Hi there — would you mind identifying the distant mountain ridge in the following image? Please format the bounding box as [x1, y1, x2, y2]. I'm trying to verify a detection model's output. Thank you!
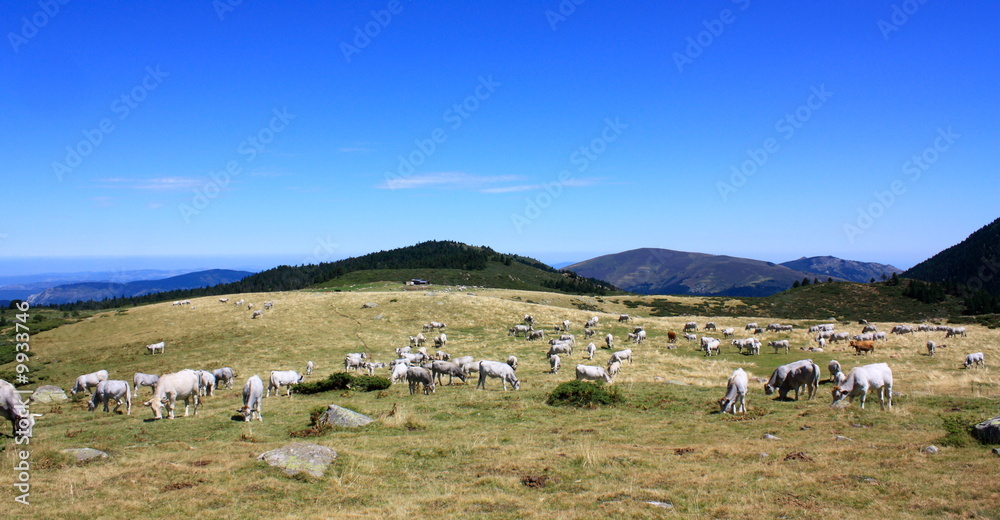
[26, 269, 253, 305]
[780, 256, 902, 283]
[567, 248, 846, 297]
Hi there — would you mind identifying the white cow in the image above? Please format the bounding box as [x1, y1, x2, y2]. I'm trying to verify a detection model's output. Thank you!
[251, 309, 264, 319]
[964, 352, 985, 369]
[946, 327, 967, 338]
[633, 330, 647, 344]
[607, 360, 622, 377]
[146, 341, 165, 355]
[585, 342, 596, 360]
[506, 355, 518, 371]
[132, 373, 159, 396]
[827, 360, 842, 383]
[144, 369, 200, 419]
[88, 380, 131, 415]
[391, 362, 410, 384]
[306, 361, 314, 376]
[406, 367, 435, 395]
[240, 375, 264, 421]
[768, 340, 790, 354]
[585, 317, 598, 329]
[0, 379, 35, 437]
[703, 339, 721, 357]
[831, 363, 893, 410]
[575, 364, 613, 384]
[926, 341, 936, 357]
[195, 370, 216, 396]
[71, 370, 109, 395]
[549, 353, 561, 373]
[267, 370, 304, 397]
[476, 361, 520, 391]
[610, 348, 632, 364]
[718, 368, 748, 414]
[605, 333, 614, 349]
[722, 328, 736, 338]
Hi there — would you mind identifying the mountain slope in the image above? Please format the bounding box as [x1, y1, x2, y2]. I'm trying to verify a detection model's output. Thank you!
[780, 256, 902, 283]
[904, 217, 1000, 296]
[567, 248, 836, 297]
[27, 269, 253, 305]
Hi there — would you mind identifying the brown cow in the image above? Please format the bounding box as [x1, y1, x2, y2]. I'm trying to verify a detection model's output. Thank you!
[667, 331, 677, 342]
[850, 340, 875, 356]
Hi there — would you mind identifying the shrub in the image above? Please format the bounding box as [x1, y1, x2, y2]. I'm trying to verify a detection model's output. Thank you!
[938, 413, 978, 448]
[296, 372, 391, 395]
[547, 380, 623, 407]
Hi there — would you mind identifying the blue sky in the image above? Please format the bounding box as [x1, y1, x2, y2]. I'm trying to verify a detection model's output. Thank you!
[2, 0, 997, 276]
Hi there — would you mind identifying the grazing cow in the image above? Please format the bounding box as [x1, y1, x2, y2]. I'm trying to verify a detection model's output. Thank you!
[195, 370, 216, 396]
[584, 328, 595, 339]
[251, 309, 264, 319]
[891, 325, 914, 335]
[506, 355, 519, 371]
[585, 342, 597, 360]
[862, 324, 878, 333]
[306, 361, 314, 376]
[144, 369, 200, 420]
[831, 363, 893, 410]
[562, 320, 571, 332]
[768, 340, 790, 354]
[240, 375, 264, 421]
[667, 331, 677, 342]
[827, 359, 842, 383]
[391, 362, 410, 384]
[476, 361, 520, 391]
[266, 370, 304, 397]
[605, 333, 614, 349]
[528, 330, 545, 341]
[235, 299, 244, 306]
[435, 350, 450, 361]
[88, 380, 132, 415]
[607, 360, 622, 377]
[964, 352, 985, 369]
[430, 361, 467, 385]
[434, 333, 447, 348]
[247, 303, 253, 310]
[718, 368, 748, 414]
[814, 331, 835, 341]
[634, 330, 647, 344]
[618, 314, 630, 323]
[683, 322, 698, 332]
[406, 367, 436, 395]
[830, 332, 850, 344]
[219, 298, 229, 303]
[212, 367, 237, 389]
[410, 333, 426, 347]
[851, 334, 874, 342]
[0, 379, 35, 437]
[850, 340, 875, 356]
[753, 327, 765, 334]
[548, 343, 573, 357]
[263, 301, 274, 310]
[429, 321, 447, 330]
[745, 322, 759, 331]
[344, 354, 366, 372]
[704, 322, 717, 331]
[133, 373, 159, 396]
[549, 354, 561, 373]
[575, 364, 613, 384]
[721, 328, 735, 338]
[146, 341, 165, 355]
[926, 341, 936, 357]
[509, 324, 532, 337]
[945, 327, 967, 338]
[917, 324, 932, 332]
[452, 356, 474, 369]
[611, 348, 633, 365]
[585, 317, 598, 329]
[684, 333, 697, 341]
[703, 339, 720, 357]
[873, 332, 887, 341]
[524, 314, 535, 326]
[765, 360, 820, 401]
[71, 370, 109, 396]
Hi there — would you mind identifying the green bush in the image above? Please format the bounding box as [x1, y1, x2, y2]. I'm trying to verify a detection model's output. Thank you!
[938, 414, 978, 448]
[296, 372, 391, 395]
[547, 380, 623, 407]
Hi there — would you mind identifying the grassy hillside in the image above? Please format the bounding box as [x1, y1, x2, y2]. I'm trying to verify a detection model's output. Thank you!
[905, 217, 1000, 296]
[624, 281, 967, 323]
[2, 287, 998, 518]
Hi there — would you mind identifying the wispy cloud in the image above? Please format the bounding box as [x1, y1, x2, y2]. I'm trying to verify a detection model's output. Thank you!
[378, 172, 525, 191]
[96, 177, 203, 191]
[478, 177, 604, 194]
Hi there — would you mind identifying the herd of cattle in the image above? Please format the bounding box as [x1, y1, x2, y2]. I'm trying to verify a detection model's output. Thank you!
[0, 302, 990, 438]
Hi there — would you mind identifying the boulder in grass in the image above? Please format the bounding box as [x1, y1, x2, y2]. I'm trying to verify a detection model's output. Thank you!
[30, 385, 68, 404]
[62, 448, 108, 462]
[973, 416, 1000, 445]
[319, 404, 373, 428]
[258, 443, 337, 478]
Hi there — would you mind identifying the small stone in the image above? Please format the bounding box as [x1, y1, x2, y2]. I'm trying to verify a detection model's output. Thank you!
[763, 434, 781, 441]
[361, 303, 378, 309]
[759, 452, 769, 458]
[835, 435, 852, 442]
[61, 448, 108, 462]
[372, 314, 383, 320]
[923, 446, 939, 454]
[645, 501, 673, 509]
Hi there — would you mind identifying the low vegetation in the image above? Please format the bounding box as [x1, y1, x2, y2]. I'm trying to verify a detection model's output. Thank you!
[546, 380, 622, 407]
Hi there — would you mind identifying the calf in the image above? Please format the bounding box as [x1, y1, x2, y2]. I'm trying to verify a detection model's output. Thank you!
[831, 363, 893, 410]
[88, 380, 132, 415]
[240, 375, 264, 421]
[718, 368, 748, 414]
[850, 340, 875, 356]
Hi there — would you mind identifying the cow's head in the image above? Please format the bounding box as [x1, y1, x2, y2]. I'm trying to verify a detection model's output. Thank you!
[718, 398, 731, 413]
[144, 398, 166, 419]
[764, 384, 776, 396]
[830, 386, 849, 404]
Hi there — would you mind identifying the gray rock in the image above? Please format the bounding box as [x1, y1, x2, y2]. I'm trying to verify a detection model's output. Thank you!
[763, 434, 781, 441]
[759, 452, 769, 458]
[991, 448, 1000, 456]
[62, 448, 108, 462]
[645, 501, 673, 509]
[30, 385, 68, 404]
[923, 446, 939, 454]
[361, 303, 378, 309]
[258, 443, 337, 478]
[318, 404, 373, 428]
[372, 314, 384, 320]
[973, 416, 1000, 445]
[830, 400, 851, 409]
[835, 435, 852, 442]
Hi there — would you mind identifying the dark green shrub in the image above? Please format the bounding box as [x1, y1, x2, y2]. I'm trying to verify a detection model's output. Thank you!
[352, 375, 391, 392]
[938, 414, 978, 447]
[547, 380, 623, 407]
[296, 372, 391, 395]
